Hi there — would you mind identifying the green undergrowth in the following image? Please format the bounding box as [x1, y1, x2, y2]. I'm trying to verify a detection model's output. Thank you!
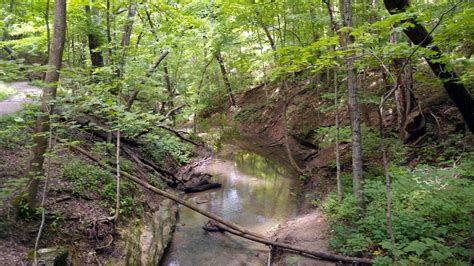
[323, 137, 474, 264]
[0, 106, 38, 211]
[143, 133, 193, 166]
[0, 59, 26, 82]
[0, 82, 16, 101]
[0, 104, 39, 148]
[62, 159, 143, 217]
[234, 105, 262, 123]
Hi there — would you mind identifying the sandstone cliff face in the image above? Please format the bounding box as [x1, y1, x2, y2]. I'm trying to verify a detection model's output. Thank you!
[116, 199, 177, 266]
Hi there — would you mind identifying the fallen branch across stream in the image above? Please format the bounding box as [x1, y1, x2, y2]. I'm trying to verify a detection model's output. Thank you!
[203, 220, 373, 264]
[62, 140, 372, 264]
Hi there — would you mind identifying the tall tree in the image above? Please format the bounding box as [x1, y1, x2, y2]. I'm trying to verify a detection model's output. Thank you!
[85, 2, 104, 67]
[341, 0, 366, 212]
[16, 0, 67, 214]
[1, 0, 15, 56]
[383, 0, 474, 133]
[215, 51, 236, 107]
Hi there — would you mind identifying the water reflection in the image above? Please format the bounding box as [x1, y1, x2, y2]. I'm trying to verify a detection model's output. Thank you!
[161, 144, 299, 266]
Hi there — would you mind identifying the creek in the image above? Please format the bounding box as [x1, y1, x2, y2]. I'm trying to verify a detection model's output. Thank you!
[161, 138, 300, 265]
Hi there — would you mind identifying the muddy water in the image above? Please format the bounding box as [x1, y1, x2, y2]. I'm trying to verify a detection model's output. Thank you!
[161, 141, 299, 266]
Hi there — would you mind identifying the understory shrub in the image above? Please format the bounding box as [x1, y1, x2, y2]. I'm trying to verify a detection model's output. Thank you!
[0, 106, 37, 148]
[143, 133, 193, 165]
[0, 82, 16, 101]
[324, 162, 474, 264]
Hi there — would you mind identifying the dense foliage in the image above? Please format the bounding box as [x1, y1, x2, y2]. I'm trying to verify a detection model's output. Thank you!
[0, 0, 472, 264]
[324, 152, 474, 264]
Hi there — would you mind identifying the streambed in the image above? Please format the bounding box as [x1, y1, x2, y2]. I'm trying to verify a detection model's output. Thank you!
[161, 140, 300, 265]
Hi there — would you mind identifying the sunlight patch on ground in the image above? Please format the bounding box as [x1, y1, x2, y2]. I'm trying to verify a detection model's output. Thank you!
[0, 82, 16, 101]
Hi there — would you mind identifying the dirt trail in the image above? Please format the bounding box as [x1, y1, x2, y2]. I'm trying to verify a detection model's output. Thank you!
[0, 82, 41, 115]
[270, 209, 334, 265]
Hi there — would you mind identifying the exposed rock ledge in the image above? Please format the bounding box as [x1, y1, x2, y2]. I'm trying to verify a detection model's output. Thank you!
[114, 199, 178, 265]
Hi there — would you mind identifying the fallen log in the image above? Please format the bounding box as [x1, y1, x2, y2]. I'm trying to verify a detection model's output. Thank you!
[184, 180, 222, 193]
[203, 220, 373, 264]
[62, 140, 372, 264]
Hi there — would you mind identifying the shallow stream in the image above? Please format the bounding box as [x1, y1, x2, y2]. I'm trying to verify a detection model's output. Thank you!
[161, 140, 300, 265]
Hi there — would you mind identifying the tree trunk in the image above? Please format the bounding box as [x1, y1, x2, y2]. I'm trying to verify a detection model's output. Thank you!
[45, 0, 51, 56]
[360, 73, 372, 127]
[323, 0, 339, 34]
[2, 45, 13, 56]
[163, 62, 174, 111]
[254, 7, 277, 63]
[121, 4, 135, 47]
[106, 0, 112, 62]
[390, 33, 416, 136]
[1, 0, 15, 57]
[16, 0, 66, 214]
[262, 24, 276, 54]
[334, 69, 343, 202]
[383, 0, 474, 133]
[85, 4, 104, 67]
[117, 3, 136, 77]
[341, 0, 365, 212]
[215, 51, 236, 107]
[378, 110, 397, 259]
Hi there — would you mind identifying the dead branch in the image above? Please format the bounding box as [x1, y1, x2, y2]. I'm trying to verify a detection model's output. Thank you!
[71, 115, 141, 147]
[126, 50, 170, 109]
[45, 196, 72, 206]
[130, 149, 177, 181]
[160, 104, 187, 122]
[122, 145, 180, 186]
[158, 125, 201, 146]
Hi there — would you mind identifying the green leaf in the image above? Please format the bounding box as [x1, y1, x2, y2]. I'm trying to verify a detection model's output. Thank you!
[403, 240, 427, 256]
[14, 117, 25, 123]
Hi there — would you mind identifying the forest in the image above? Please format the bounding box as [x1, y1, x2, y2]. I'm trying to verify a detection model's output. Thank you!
[0, 0, 473, 265]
